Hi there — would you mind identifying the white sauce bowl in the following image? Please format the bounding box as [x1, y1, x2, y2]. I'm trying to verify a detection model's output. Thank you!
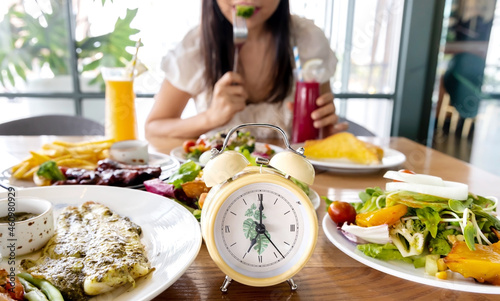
[109, 140, 149, 165]
[0, 197, 54, 257]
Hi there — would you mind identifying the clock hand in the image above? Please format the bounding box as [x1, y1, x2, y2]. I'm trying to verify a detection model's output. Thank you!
[248, 221, 267, 253]
[263, 232, 285, 258]
[247, 221, 261, 253]
[258, 194, 264, 226]
[247, 233, 259, 253]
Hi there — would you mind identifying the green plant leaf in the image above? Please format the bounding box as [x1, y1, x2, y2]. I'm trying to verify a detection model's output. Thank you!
[463, 221, 477, 251]
[254, 232, 270, 254]
[13, 64, 27, 81]
[253, 210, 266, 221]
[6, 67, 15, 87]
[0, 1, 140, 88]
[82, 59, 102, 72]
[245, 203, 256, 217]
[243, 218, 257, 239]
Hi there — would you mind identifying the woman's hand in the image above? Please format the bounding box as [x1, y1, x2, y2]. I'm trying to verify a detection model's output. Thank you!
[311, 92, 348, 137]
[206, 72, 248, 127]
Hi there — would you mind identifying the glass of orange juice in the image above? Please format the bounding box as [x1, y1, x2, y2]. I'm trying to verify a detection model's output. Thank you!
[101, 67, 138, 141]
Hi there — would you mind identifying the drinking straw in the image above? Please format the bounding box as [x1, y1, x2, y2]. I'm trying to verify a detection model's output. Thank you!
[128, 38, 142, 79]
[293, 46, 303, 82]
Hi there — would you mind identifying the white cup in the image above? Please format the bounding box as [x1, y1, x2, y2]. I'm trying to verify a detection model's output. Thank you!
[0, 197, 55, 257]
[109, 140, 149, 165]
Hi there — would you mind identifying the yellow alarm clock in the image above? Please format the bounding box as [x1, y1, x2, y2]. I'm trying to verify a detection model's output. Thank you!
[201, 123, 318, 292]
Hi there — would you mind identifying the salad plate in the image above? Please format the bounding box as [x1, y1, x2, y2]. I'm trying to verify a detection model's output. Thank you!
[0, 185, 202, 300]
[0, 152, 180, 190]
[292, 143, 406, 173]
[322, 215, 500, 294]
[170, 142, 284, 167]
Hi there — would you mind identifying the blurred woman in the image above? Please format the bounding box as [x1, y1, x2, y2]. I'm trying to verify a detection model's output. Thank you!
[145, 0, 347, 141]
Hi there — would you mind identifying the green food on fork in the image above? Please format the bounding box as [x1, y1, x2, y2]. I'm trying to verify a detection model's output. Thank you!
[236, 5, 255, 18]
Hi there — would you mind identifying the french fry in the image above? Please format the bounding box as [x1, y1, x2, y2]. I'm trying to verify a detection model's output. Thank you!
[41, 143, 69, 157]
[72, 153, 96, 161]
[11, 159, 31, 174]
[56, 158, 97, 169]
[22, 166, 39, 180]
[12, 161, 31, 179]
[29, 151, 51, 165]
[98, 150, 110, 160]
[52, 138, 114, 148]
[52, 154, 72, 162]
[11, 138, 114, 183]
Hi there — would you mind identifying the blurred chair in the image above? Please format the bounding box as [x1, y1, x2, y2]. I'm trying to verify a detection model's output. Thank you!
[0, 115, 104, 135]
[437, 52, 485, 138]
[339, 117, 375, 137]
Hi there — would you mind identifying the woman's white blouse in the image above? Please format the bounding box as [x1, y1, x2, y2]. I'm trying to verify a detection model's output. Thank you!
[160, 15, 337, 138]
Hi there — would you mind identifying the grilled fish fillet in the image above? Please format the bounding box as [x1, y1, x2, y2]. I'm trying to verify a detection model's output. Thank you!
[22, 202, 152, 300]
[303, 132, 383, 165]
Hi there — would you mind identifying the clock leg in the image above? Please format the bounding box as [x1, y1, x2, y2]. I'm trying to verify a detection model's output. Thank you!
[286, 278, 298, 291]
[220, 275, 232, 292]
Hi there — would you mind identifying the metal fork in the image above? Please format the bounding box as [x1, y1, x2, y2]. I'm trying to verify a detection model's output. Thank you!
[232, 10, 248, 73]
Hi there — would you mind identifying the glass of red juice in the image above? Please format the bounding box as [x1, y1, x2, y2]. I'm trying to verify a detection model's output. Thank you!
[292, 81, 320, 143]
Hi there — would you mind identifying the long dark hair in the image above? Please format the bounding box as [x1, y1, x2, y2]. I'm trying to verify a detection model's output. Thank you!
[201, 0, 293, 103]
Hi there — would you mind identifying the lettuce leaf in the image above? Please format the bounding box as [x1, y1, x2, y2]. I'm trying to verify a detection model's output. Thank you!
[167, 160, 201, 188]
[357, 243, 413, 264]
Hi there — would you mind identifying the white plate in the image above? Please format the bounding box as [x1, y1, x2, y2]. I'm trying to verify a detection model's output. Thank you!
[170, 142, 284, 167]
[293, 144, 406, 173]
[309, 188, 320, 210]
[0, 186, 202, 300]
[322, 215, 500, 294]
[0, 152, 180, 189]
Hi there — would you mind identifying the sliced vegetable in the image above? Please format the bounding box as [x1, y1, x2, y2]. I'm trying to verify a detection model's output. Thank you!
[198, 151, 212, 165]
[355, 204, 407, 227]
[386, 191, 449, 211]
[389, 219, 429, 257]
[17, 273, 63, 301]
[425, 254, 440, 276]
[198, 192, 208, 209]
[384, 170, 443, 185]
[386, 180, 468, 200]
[341, 224, 391, 244]
[181, 180, 210, 198]
[17, 277, 48, 301]
[444, 240, 500, 285]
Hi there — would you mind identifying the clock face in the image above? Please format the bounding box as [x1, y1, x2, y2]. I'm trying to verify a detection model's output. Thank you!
[214, 182, 310, 278]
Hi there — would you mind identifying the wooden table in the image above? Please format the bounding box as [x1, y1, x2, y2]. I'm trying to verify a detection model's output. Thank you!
[2, 136, 500, 300]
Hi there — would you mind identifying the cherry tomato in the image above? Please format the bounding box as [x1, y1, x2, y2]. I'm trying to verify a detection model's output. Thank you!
[183, 140, 196, 153]
[327, 201, 357, 226]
